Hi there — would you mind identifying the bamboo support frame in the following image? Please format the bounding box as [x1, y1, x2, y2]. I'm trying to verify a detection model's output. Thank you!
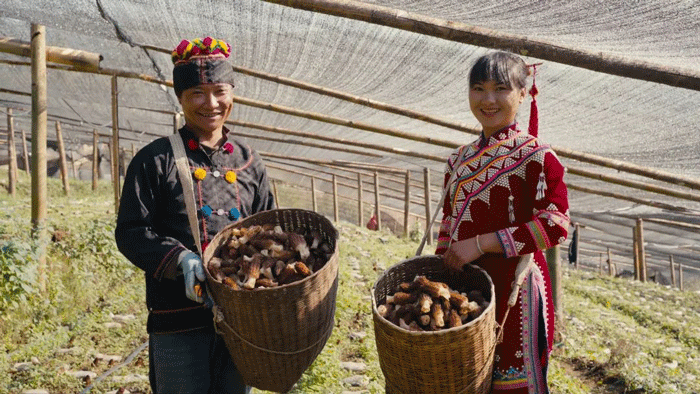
[272, 179, 280, 207]
[0, 37, 102, 71]
[311, 176, 318, 212]
[635, 219, 647, 282]
[6, 57, 699, 193]
[232, 129, 383, 158]
[30, 24, 48, 292]
[6, 108, 17, 197]
[374, 171, 381, 231]
[403, 170, 410, 236]
[139, 42, 479, 134]
[332, 174, 339, 222]
[264, 157, 429, 205]
[669, 255, 676, 287]
[567, 182, 697, 214]
[357, 173, 363, 226]
[21, 129, 29, 174]
[112, 76, 120, 214]
[92, 129, 99, 191]
[55, 121, 70, 195]
[263, 0, 700, 91]
[423, 167, 432, 245]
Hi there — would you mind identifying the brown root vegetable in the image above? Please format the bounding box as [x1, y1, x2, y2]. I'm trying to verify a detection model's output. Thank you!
[414, 275, 450, 300]
[386, 291, 417, 305]
[448, 309, 462, 328]
[417, 292, 433, 314]
[222, 276, 240, 290]
[255, 277, 278, 288]
[287, 233, 311, 261]
[377, 303, 394, 318]
[294, 261, 312, 277]
[429, 303, 445, 330]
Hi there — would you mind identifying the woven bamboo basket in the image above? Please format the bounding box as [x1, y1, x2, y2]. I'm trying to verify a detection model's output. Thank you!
[372, 255, 497, 394]
[202, 208, 339, 393]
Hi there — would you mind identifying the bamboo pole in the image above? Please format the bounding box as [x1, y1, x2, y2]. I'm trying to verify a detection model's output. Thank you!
[232, 129, 383, 158]
[632, 228, 639, 280]
[112, 76, 120, 214]
[21, 128, 29, 174]
[30, 24, 48, 293]
[607, 248, 614, 277]
[140, 42, 479, 134]
[55, 121, 70, 195]
[7, 56, 700, 192]
[423, 167, 432, 245]
[567, 165, 700, 203]
[263, 0, 700, 91]
[332, 174, 339, 222]
[636, 218, 647, 282]
[404, 170, 410, 237]
[357, 173, 363, 226]
[678, 262, 684, 291]
[0, 37, 102, 71]
[260, 151, 408, 174]
[9, 56, 699, 192]
[6, 108, 17, 197]
[374, 171, 381, 231]
[272, 179, 281, 207]
[92, 129, 99, 191]
[567, 183, 697, 214]
[311, 176, 318, 212]
[669, 255, 676, 287]
[233, 96, 457, 148]
[265, 162, 426, 207]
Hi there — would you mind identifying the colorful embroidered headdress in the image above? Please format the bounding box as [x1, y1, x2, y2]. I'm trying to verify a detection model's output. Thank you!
[171, 36, 235, 96]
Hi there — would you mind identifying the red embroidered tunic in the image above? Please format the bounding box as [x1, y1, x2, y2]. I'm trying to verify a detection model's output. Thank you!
[435, 124, 569, 393]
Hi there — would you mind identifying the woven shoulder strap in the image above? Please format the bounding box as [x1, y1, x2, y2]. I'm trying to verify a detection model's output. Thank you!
[169, 134, 202, 256]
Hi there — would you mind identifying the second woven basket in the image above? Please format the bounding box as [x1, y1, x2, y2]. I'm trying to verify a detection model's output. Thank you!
[372, 255, 497, 394]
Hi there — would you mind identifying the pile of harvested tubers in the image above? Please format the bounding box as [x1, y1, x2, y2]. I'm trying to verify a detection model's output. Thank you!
[377, 275, 490, 332]
[207, 224, 334, 289]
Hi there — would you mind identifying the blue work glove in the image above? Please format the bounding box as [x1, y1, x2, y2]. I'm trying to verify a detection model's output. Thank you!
[178, 251, 206, 303]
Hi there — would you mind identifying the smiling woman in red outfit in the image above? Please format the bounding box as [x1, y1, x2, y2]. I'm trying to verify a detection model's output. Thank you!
[437, 52, 570, 394]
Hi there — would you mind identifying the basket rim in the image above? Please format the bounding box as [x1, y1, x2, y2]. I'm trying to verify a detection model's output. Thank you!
[371, 255, 496, 336]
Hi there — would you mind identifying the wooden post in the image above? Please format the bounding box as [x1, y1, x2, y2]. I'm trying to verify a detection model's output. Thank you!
[70, 152, 77, 179]
[272, 179, 280, 208]
[357, 173, 363, 226]
[573, 223, 580, 270]
[599, 253, 603, 275]
[632, 226, 639, 280]
[374, 171, 381, 231]
[669, 255, 676, 287]
[607, 248, 614, 277]
[678, 262, 684, 291]
[21, 128, 30, 174]
[111, 75, 120, 214]
[311, 176, 318, 212]
[403, 170, 410, 237]
[423, 167, 432, 245]
[55, 121, 70, 195]
[31, 23, 48, 293]
[92, 129, 99, 190]
[131, 143, 136, 160]
[6, 108, 17, 197]
[636, 218, 647, 282]
[546, 246, 563, 335]
[332, 174, 339, 223]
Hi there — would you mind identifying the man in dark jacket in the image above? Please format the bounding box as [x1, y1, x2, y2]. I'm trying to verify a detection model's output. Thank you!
[115, 36, 275, 394]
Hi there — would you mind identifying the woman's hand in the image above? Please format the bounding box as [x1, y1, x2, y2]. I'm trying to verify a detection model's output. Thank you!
[443, 237, 482, 271]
